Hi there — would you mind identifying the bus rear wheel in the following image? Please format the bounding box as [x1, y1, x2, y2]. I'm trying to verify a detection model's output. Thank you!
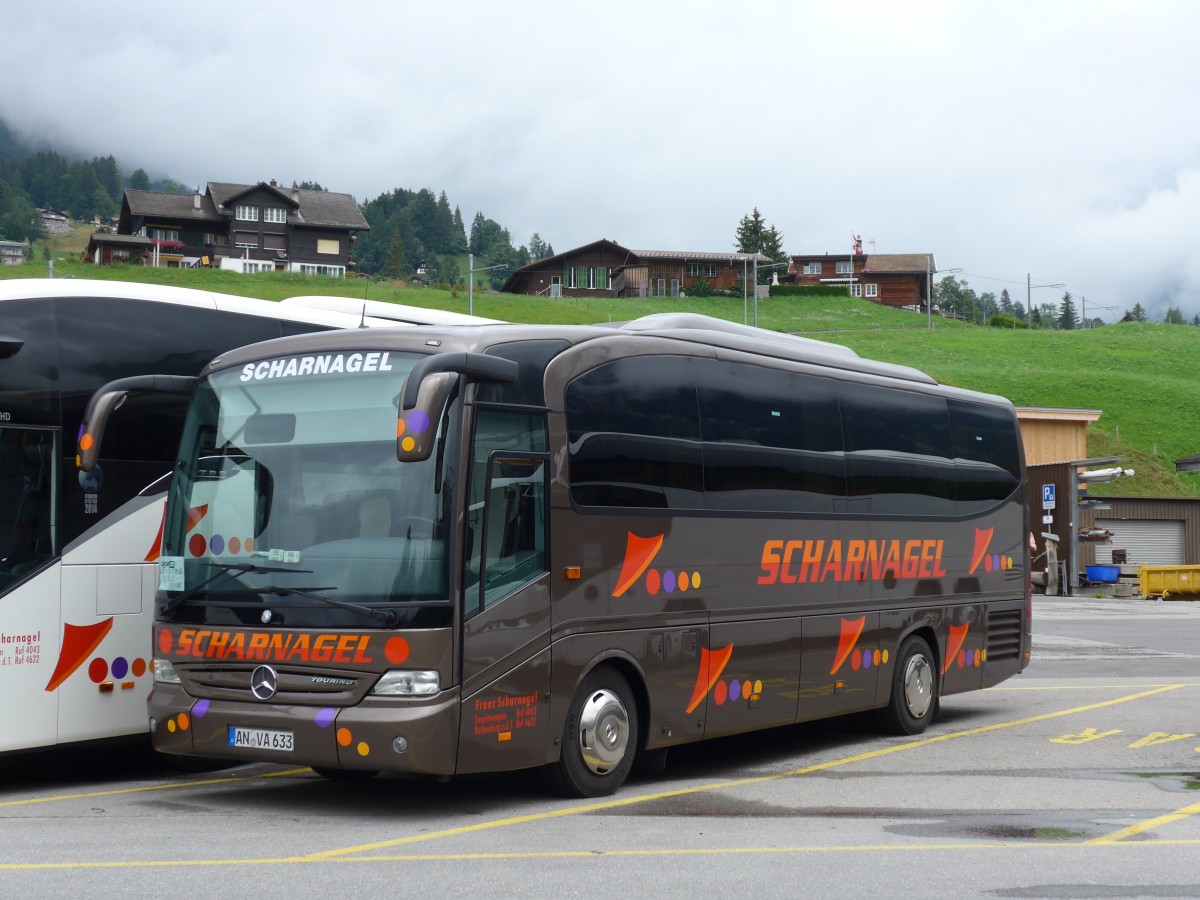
[548, 667, 639, 798]
[875, 635, 938, 735]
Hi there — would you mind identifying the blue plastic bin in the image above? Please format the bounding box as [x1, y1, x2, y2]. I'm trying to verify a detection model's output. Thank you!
[1085, 565, 1119, 583]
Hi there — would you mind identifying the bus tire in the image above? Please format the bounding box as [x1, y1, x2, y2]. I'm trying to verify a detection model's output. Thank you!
[311, 767, 379, 782]
[548, 667, 639, 798]
[875, 635, 938, 735]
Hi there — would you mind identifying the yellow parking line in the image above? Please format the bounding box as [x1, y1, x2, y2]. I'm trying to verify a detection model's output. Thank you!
[0, 767, 311, 809]
[302, 684, 1186, 861]
[0, 684, 1187, 872]
[6, 838, 1200, 871]
[1087, 800, 1200, 845]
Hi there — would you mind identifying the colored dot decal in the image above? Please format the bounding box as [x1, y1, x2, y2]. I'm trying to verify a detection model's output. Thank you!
[229, 536, 242, 555]
[742, 680, 753, 701]
[89, 658, 108, 683]
[645, 569, 661, 595]
[167, 719, 176, 733]
[245, 538, 254, 553]
[315, 708, 336, 728]
[714, 681, 728, 706]
[356, 742, 370, 757]
[692, 572, 702, 589]
[861, 649, 872, 670]
[981, 649, 987, 662]
[753, 680, 763, 695]
[112, 657, 129, 679]
[80, 433, 94, 451]
[189, 533, 207, 557]
[663, 570, 677, 593]
[401, 436, 416, 452]
[957, 650, 967, 669]
[385, 636, 410, 665]
[873, 649, 881, 666]
[337, 728, 352, 747]
[407, 410, 431, 433]
[210, 534, 225, 555]
[132, 658, 147, 677]
[883, 650, 890, 664]
[158, 630, 173, 654]
[678, 572, 690, 592]
[193, 699, 210, 718]
[993, 554, 1001, 572]
[985, 555, 993, 573]
[396, 419, 406, 437]
[178, 713, 190, 731]
[729, 678, 741, 702]
[851, 652, 861, 671]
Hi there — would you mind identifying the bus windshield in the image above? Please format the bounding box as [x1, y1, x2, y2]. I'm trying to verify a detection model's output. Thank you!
[159, 350, 456, 629]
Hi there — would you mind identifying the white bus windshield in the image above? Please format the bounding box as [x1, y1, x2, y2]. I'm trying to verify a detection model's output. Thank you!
[160, 350, 455, 628]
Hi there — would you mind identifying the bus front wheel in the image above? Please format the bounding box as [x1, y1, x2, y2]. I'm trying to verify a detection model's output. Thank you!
[548, 667, 639, 798]
[875, 635, 938, 735]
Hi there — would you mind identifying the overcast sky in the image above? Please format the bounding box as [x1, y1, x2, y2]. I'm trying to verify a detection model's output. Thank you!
[3, 1, 1198, 320]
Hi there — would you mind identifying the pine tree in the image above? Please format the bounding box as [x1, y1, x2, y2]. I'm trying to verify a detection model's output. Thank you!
[734, 208, 767, 252]
[1057, 291, 1078, 330]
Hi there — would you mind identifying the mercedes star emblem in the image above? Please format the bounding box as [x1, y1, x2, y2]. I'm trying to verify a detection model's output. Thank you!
[250, 665, 278, 700]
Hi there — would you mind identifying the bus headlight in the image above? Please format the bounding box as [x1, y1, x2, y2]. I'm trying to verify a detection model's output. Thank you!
[371, 670, 440, 696]
[153, 657, 181, 684]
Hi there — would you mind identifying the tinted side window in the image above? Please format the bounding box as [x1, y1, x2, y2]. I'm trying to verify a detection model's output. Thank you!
[477, 340, 569, 406]
[949, 399, 1022, 508]
[57, 300, 283, 463]
[0, 299, 59, 426]
[697, 360, 845, 512]
[566, 356, 703, 509]
[839, 382, 956, 515]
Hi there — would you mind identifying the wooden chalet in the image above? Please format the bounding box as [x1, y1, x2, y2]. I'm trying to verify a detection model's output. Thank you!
[500, 239, 771, 299]
[113, 180, 369, 276]
[786, 251, 935, 308]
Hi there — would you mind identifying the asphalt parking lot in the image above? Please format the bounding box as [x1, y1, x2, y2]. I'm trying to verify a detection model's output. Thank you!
[2, 595, 1198, 898]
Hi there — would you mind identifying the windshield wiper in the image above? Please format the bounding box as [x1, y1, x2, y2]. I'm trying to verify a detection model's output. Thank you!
[161, 561, 313, 615]
[255, 584, 400, 626]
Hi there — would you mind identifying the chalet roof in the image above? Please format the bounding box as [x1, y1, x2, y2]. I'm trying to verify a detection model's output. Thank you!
[630, 249, 772, 263]
[123, 189, 222, 224]
[788, 252, 937, 274]
[87, 232, 153, 247]
[862, 254, 935, 274]
[207, 182, 369, 230]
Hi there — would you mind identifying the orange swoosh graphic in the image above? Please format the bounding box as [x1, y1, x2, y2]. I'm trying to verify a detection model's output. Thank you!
[942, 623, 970, 675]
[612, 531, 664, 597]
[829, 615, 866, 675]
[144, 502, 167, 562]
[685, 644, 733, 714]
[44, 618, 114, 692]
[148, 502, 207, 562]
[969, 527, 993, 575]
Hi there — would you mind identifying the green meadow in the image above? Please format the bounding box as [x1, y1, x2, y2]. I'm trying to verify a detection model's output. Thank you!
[4, 260, 1197, 498]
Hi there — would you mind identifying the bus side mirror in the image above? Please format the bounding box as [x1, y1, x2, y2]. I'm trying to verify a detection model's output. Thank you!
[396, 372, 454, 463]
[77, 375, 198, 472]
[396, 353, 518, 463]
[0, 335, 23, 359]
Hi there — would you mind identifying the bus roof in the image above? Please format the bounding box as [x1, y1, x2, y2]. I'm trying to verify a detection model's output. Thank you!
[280, 295, 503, 326]
[197, 312, 955, 391]
[0, 278, 405, 330]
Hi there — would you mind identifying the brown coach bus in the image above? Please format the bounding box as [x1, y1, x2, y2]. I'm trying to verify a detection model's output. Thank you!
[78, 313, 1031, 797]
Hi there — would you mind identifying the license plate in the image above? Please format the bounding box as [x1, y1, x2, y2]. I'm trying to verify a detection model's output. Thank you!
[228, 726, 293, 751]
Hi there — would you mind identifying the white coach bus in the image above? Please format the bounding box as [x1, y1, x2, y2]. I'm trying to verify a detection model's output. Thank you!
[0, 278, 491, 754]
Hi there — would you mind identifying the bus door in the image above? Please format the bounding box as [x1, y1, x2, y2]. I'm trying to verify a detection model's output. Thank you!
[0, 426, 59, 752]
[456, 409, 552, 773]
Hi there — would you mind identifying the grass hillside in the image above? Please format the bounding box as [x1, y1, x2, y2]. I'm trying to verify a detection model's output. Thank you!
[3, 261, 1196, 498]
